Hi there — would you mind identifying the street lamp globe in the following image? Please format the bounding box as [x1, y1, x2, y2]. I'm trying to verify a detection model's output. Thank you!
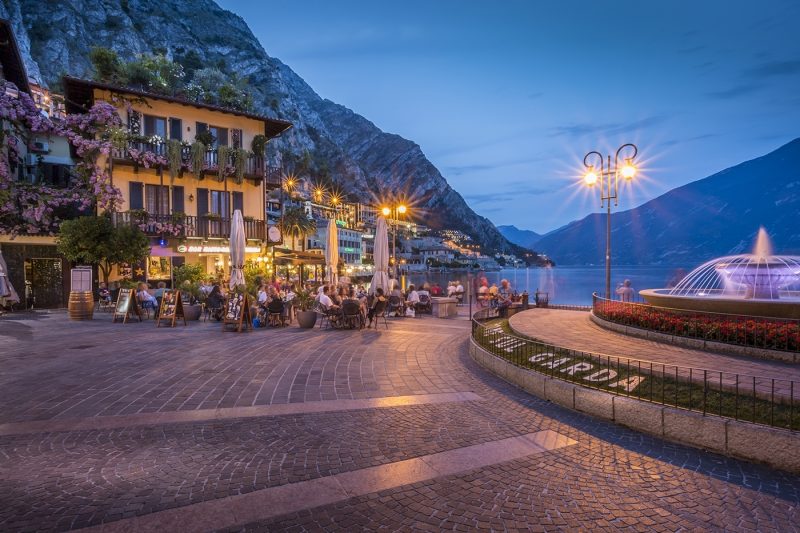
[621, 160, 636, 180]
[397, 204, 407, 215]
[381, 206, 391, 217]
[584, 170, 598, 186]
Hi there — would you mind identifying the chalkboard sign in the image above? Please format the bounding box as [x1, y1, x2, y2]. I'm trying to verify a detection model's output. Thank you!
[113, 288, 142, 323]
[223, 292, 252, 332]
[156, 289, 186, 328]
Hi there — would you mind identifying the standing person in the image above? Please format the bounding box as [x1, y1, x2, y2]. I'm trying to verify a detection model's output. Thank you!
[616, 279, 635, 302]
[496, 279, 513, 316]
[430, 283, 442, 296]
[477, 278, 489, 306]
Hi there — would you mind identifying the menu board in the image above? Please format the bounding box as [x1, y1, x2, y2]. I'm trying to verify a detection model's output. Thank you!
[113, 288, 142, 323]
[156, 289, 186, 328]
[223, 292, 252, 332]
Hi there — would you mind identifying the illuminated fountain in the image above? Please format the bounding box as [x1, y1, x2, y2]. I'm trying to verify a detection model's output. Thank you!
[640, 228, 800, 319]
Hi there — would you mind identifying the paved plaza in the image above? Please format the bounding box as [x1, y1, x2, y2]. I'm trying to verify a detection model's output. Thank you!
[0, 310, 799, 532]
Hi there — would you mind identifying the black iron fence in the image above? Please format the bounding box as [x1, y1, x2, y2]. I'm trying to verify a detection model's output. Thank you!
[471, 308, 799, 430]
[112, 141, 282, 186]
[112, 211, 266, 241]
[592, 293, 800, 353]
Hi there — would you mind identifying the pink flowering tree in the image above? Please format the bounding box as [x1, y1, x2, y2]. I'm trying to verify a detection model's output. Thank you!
[0, 81, 123, 236]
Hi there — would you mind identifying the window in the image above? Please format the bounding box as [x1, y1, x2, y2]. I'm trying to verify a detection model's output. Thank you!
[210, 126, 228, 147]
[129, 182, 144, 210]
[168, 118, 182, 141]
[172, 186, 184, 214]
[143, 115, 167, 138]
[210, 190, 230, 218]
[196, 123, 228, 147]
[232, 191, 243, 214]
[232, 128, 242, 149]
[145, 184, 169, 215]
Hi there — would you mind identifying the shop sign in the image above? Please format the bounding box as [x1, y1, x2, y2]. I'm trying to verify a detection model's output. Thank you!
[177, 244, 261, 254]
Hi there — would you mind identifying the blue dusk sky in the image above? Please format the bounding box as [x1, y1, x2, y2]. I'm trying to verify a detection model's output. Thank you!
[218, 0, 800, 234]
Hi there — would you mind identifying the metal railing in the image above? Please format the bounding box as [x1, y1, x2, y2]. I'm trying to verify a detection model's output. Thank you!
[592, 293, 800, 353]
[112, 211, 266, 240]
[471, 307, 799, 430]
[112, 141, 281, 186]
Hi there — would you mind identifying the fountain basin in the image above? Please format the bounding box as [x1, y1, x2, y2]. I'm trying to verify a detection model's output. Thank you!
[640, 288, 800, 319]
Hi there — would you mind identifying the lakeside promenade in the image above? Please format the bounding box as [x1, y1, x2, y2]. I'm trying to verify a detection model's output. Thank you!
[0, 311, 798, 531]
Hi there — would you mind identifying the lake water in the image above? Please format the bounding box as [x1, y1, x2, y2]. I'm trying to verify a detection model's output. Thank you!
[404, 265, 689, 306]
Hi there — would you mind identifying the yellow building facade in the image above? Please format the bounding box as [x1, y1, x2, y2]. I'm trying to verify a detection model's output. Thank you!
[63, 78, 292, 285]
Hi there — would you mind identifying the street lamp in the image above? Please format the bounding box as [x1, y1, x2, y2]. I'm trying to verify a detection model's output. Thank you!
[582, 143, 638, 299]
[381, 204, 407, 279]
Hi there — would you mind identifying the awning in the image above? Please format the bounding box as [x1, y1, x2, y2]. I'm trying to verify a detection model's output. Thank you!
[273, 248, 326, 265]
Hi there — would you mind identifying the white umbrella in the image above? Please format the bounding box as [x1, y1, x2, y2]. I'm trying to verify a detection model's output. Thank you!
[0, 247, 19, 307]
[229, 209, 245, 291]
[370, 216, 390, 295]
[325, 219, 339, 286]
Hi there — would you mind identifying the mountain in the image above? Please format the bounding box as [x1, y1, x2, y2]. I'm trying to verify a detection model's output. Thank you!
[535, 138, 800, 265]
[497, 225, 542, 249]
[0, 0, 521, 254]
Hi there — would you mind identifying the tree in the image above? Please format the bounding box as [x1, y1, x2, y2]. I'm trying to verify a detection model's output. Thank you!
[57, 216, 150, 284]
[89, 47, 125, 84]
[279, 207, 317, 251]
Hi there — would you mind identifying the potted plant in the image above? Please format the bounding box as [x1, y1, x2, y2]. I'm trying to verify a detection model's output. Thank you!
[294, 288, 317, 328]
[174, 263, 205, 320]
[251, 134, 267, 157]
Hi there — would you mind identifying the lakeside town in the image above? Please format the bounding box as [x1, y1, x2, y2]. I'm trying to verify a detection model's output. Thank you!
[0, 25, 538, 310]
[1, 2, 800, 532]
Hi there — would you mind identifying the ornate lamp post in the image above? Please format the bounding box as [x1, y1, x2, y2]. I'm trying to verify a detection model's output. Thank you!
[582, 143, 638, 299]
[381, 204, 407, 279]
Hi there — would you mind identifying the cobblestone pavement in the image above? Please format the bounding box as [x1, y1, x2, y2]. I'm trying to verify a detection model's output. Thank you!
[510, 309, 800, 387]
[0, 311, 798, 532]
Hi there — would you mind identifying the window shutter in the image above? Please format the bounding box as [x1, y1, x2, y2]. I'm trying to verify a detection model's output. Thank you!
[232, 128, 242, 149]
[129, 182, 143, 210]
[196, 122, 207, 141]
[172, 186, 184, 214]
[217, 127, 229, 147]
[196, 188, 208, 216]
[232, 191, 244, 213]
[169, 118, 183, 141]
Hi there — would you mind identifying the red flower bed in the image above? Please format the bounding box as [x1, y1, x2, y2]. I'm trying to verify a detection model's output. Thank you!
[594, 300, 800, 352]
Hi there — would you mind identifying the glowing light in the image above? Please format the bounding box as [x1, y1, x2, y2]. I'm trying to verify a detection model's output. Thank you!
[397, 205, 407, 214]
[621, 161, 636, 180]
[583, 171, 598, 186]
[381, 206, 391, 216]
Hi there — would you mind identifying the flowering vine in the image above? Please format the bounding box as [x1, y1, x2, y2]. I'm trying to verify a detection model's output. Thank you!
[0, 81, 123, 236]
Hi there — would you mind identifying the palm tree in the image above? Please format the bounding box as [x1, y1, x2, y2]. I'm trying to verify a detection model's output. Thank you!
[279, 207, 317, 251]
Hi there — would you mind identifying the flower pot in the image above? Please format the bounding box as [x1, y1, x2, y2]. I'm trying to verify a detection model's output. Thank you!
[297, 310, 317, 329]
[184, 303, 201, 321]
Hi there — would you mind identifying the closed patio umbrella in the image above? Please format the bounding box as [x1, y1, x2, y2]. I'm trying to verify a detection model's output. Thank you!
[0, 247, 19, 307]
[370, 216, 390, 295]
[229, 209, 246, 291]
[325, 219, 338, 286]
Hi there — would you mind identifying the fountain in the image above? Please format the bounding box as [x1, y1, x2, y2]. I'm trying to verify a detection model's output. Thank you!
[640, 228, 800, 319]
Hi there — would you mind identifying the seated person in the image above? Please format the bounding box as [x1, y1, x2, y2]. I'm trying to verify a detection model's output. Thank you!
[206, 284, 224, 321]
[97, 282, 112, 304]
[406, 284, 420, 309]
[367, 288, 387, 326]
[136, 283, 157, 311]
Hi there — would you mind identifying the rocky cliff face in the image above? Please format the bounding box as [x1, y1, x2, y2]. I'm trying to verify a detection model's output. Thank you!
[5, 0, 514, 252]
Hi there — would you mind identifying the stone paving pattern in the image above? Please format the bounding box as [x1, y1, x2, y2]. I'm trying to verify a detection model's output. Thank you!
[0, 311, 799, 532]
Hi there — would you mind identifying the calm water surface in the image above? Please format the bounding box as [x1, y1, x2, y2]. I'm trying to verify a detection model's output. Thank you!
[405, 265, 689, 306]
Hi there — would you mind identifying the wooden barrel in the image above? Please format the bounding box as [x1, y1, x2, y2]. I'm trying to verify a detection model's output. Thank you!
[68, 291, 95, 320]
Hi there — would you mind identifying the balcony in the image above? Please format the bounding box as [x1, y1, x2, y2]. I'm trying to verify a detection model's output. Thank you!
[113, 211, 267, 241]
[111, 141, 282, 188]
